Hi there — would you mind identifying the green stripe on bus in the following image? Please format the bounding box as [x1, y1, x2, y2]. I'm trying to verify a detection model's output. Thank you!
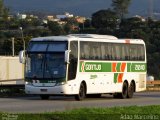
[114, 73, 118, 83]
[116, 63, 121, 72]
[127, 63, 132, 72]
[80, 62, 146, 72]
[127, 63, 147, 72]
[80, 62, 111, 72]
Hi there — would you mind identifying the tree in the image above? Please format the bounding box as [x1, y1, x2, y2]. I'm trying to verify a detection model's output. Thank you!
[92, 9, 118, 35]
[0, 0, 9, 20]
[64, 23, 72, 34]
[2, 7, 9, 20]
[79, 19, 96, 34]
[0, 0, 4, 16]
[112, 0, 131, 19]
[119, 17, 147, 38]
[48, 21, 64, 35]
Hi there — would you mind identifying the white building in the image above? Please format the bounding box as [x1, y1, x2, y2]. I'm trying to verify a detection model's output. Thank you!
[17, 13, 27, 19]
[56, 12, 74, 19]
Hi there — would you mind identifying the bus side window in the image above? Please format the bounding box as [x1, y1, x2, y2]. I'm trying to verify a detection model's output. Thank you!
[121, 45, 126, 60]
[111, 44, 117, 60]
[108, 44, 112, 60]
[80, 42, 89, 60]
[68, 41, 78, 80]
[130, 45, 138, 61]
[138, 45, 145, 61]
[115, 44, 122, 60]
[125, 45, 130, 60]
[80, 42, 85, 59]
[101, 43, 106, 60]
[84, 43, 90, 60]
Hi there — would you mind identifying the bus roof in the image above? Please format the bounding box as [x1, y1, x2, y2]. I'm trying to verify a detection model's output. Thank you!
[31, 34, 117, 41]
[31, 34, 145, 44]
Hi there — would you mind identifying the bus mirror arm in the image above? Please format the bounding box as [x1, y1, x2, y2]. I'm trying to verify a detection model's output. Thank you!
[65, 50, 71, 64]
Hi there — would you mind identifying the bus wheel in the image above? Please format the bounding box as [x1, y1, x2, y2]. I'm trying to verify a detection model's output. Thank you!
[75, 83, 86, 101]
[120, 82, 128, 99]
[127, 82, 135, 98]
[40, 95, 50, 100]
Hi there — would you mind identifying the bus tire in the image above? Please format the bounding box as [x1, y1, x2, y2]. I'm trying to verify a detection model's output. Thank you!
[75, 83, 86, 101]
[40, 95, 50, 100]
[127, 82, 135, 98]
[120, 82, 128, 99]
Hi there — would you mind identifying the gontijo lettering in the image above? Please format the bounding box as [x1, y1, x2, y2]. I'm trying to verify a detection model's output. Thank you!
[85, 64, 101, 71]
[80, 62, 106, 72]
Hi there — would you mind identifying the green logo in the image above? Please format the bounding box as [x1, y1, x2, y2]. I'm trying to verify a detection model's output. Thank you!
[80, 62, 111, 72]
[127, 63, 146, 72]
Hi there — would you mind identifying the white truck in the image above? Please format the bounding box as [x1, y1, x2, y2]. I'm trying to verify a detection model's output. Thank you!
[0, 56, 24, 87]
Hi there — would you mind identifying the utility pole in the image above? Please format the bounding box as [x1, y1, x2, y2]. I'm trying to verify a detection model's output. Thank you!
[20, 27, 25, 57]
[11, 37, 14, 57]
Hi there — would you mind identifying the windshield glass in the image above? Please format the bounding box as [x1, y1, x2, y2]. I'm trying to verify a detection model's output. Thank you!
[25, 41, 67, 80]
[26, 53, 66, 80]
[28, 41, 67, 52]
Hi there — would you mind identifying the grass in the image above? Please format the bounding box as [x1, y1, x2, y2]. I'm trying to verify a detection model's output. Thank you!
[0, 105, 160, 120]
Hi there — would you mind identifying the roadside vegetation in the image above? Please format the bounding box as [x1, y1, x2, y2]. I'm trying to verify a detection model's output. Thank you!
[0, 105, 160, 120]
[0, 0, 160, 79]
[0, 87, 25, 97]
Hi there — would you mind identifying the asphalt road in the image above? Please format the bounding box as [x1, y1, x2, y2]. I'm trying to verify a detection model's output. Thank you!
[0, 91, 160, 113]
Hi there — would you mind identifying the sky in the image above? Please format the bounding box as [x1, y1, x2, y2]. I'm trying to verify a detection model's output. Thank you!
[3, 0, 160, 17]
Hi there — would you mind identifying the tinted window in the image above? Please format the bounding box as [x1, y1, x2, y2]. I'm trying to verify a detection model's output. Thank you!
[28, 42, 67, 52]
[68, 41, 78, 80]
[80, 41, 145, 61]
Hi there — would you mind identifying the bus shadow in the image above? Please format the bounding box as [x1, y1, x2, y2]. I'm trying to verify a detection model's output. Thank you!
[134, 92, 160, 98]
[16, 94, 115, 101]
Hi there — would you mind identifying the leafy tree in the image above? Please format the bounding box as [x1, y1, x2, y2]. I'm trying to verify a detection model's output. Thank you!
[92, 9, 118, 35]
[120, 17, 146, 31]
[0, 0, 9, 20]
[8, 18, 20, 29]
[2, 7, 9, 21]
[0, 0, 4, 16]
[64, 23, 72, 34]
[84, 19, 92, 28]
[112, 0, 131, 19]
[48, 21, 64, 35]
[118, 17, 148, 41]
[79, 19, 96, 34]
[63, 18, 79, 34]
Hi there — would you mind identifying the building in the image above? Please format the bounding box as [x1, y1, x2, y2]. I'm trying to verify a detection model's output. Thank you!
[75, 16, 86, 23]
[17, 13, 27, 19]
[56, 12, 74, 20]
[133, 15, 146, 22]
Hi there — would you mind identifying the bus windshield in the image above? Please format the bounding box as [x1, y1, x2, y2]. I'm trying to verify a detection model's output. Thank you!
[25, 41, 67, 80]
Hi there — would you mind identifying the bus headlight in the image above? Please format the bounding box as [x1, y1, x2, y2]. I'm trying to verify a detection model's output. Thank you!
[56, 82, 65, 86]
[25, 81, 33, 85]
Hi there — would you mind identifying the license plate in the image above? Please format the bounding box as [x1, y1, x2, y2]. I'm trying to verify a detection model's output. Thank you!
[40, 89, 48, 92]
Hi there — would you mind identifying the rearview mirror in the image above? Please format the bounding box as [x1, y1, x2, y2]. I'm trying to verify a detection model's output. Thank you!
[19, 50, 26, 64]
[65, 50, 71, 64]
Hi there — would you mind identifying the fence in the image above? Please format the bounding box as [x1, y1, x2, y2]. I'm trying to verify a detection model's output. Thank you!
[146, 80, 160, 91]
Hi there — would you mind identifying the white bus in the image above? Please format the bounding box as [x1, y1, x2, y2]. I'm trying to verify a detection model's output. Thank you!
[19, 34, 146, 100]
